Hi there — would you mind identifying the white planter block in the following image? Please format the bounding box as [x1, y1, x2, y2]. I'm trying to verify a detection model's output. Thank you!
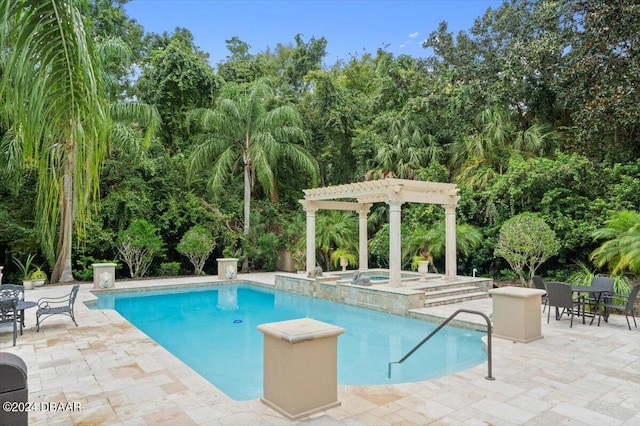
[92, 263, 117, 289]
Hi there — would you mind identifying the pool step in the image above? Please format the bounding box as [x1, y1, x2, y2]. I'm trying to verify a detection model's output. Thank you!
[416, 280, 479, 292]
[422, 281, 490, 307]
[425, 285, 483, 299]
[423, 291, 489, 307]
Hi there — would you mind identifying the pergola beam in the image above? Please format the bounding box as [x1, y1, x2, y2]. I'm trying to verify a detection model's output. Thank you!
[299, 200, 372, 212]
[356, 191, 459, 206]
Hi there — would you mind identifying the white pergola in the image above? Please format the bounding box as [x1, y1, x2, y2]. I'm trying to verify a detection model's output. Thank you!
[299, 178, 460, 286]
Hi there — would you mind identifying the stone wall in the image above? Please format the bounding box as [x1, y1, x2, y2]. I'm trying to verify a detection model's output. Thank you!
[275, 273, 425, 316]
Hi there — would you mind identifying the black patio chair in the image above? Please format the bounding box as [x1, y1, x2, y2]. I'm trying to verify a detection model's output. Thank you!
[36, 285, 79, 332]
[600, 284, 640, 330]
[546, 281, 584, 327]
[0, 298, 19, 346]
[586, 276, 614, 320]
[531, 275, 548, 312]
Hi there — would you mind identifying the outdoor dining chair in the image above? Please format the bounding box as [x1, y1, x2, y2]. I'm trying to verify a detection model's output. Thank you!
[0, 284, 26, 330]
[531, 275, 548, 312]
[600, 284, 640, 330]
[546, 281, 584, 327]
[0, 298, 19, 346]
[585, 276, 614, 320]
[36, 285, 79, 332]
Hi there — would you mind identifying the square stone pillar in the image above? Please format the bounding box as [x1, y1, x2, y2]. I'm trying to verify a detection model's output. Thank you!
[217, 258, 238, 280]
[92, 263, 117, 289]
[488, 286, 547, 343]
[258, 318, 344, 420]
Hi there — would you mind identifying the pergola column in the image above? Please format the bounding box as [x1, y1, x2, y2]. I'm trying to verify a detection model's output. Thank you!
[304, 207, 317, 273]
[358, 208, 370, 270]
[445, 204, 457, 280]
[388, 200, 403, 286]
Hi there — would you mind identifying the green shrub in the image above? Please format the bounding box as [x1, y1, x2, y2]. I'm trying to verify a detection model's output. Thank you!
[494, 213, 560, 287]
[74, 255, 99, 281]
[117, 219, 164, 278]
[244, 232, 280, 271]
[177, 225, 216, 275]
[159, 262, 181, 276]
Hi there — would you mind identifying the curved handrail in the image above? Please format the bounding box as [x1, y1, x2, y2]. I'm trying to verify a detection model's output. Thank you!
[387, 309, 495, 381]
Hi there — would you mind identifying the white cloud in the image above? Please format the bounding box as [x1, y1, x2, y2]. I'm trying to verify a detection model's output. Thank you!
[409, 32, 419, 38]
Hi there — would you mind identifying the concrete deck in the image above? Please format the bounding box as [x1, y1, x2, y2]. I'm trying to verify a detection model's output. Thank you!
[1, 273, 639, 425]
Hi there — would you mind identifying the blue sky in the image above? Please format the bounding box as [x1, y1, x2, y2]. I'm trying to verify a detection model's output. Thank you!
[125, 0, 503, 66]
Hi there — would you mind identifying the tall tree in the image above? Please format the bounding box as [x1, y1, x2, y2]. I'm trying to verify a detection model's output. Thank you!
[217, 37, 266, 85]
[303, 54, 377, 184]
[85, 0, 145, 99]
[424, 0, 573, 127]
[187, 79, 318, 270]
[558, 0, 640, 161]
[0, 0, 109, 282]
[136, 27, 219, 154]
[450, 106, 558, 189]
[366, 115, 440, 179]
[0, 0, 158, 282]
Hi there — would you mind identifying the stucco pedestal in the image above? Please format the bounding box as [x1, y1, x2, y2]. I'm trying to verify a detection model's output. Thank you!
[258, 318, 344, 420]
[216, 258, 238, 280]
[92, 263, 117, 289]
[488, 286, 546, 343]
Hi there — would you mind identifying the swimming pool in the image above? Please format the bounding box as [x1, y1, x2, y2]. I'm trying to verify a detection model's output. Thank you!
[94, 284, 486, 400]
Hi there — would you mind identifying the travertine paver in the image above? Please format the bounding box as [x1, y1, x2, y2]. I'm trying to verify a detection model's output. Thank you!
[0, 273, 639, 425]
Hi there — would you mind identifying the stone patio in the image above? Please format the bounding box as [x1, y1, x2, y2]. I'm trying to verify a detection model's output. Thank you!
[1, 273, 639, 425]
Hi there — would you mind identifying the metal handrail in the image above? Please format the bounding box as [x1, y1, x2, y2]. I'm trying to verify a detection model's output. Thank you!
[387, 309, 495, 381]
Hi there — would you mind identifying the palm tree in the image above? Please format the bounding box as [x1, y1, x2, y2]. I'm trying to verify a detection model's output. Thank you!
[367, 116, 440, 179]
[404, 222, 483, 272]
[315, 211, 358, 270]
[591, 210, 640, 275]
[187, 79, 318, 270]
[0, 1, 159, 282]
[451, 107, 557, 189]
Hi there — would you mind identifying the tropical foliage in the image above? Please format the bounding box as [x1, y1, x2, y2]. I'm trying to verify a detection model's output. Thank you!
[404, 222, 483, 273]
[591, 211, 640, 275]
[0, 0, 639, 285]
[0, 0, 158, 283]
[187, 79, 318, 270]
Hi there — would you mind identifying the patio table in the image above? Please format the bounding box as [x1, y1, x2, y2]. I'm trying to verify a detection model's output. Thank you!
[0, 298, 37, 334]
[571, 286, 608, 325]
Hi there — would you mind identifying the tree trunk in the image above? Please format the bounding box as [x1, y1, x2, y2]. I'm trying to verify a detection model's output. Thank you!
[51, 146, 76, 283]
[241, 146, 251, 272]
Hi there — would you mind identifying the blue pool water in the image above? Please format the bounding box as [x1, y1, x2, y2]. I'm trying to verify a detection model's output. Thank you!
[369, 276, 389, 281]
[94, 284, 486, 400]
